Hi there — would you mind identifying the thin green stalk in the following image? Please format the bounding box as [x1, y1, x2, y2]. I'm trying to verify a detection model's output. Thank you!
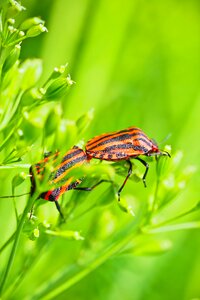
[0, 164, 30, 169]
[0, 116, 23, 152]
[4, 36, 27, 47]
[0, 231, 16, 254]
[0, 90, 23, 131]
[147, 203, 200, 231]
[0, 192, 39, 296]
[12, 197, 19, 223]
[152, 160, 160, 214]
[144, 221, 200, 233]
[0, 127, 16, 151]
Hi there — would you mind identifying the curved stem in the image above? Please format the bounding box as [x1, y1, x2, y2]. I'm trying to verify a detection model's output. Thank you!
[0, 192, 39, 296]
[151, 158, 160, 215]
[0, 231, 16, 254]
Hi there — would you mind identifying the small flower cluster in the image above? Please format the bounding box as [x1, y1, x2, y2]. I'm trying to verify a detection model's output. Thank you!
[0, 0, 74, 165]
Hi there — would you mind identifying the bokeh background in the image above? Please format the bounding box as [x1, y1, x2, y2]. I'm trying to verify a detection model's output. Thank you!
[2, 0, 200, 299]
[22, 0, 200, 161]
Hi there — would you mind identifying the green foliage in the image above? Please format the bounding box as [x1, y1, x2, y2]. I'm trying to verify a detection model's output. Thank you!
[0, 1, 199, 300]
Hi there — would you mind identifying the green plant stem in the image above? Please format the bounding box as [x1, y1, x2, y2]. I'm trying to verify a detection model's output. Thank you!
[0, 126, 16, 151]
[0, 37, 5, 88]
[154, 180, 159, 209]
[152, 162, 160, 214]
[0, 164, 30, 169]
[144, 221, 200, 233]
[146, 203, 200, 231]
[32, 224, 140, 300]
[0, 192, 39, 296]
[0, 231, 16, 254]
[0, 90, 23, 131]
[3, 36, 27, 48]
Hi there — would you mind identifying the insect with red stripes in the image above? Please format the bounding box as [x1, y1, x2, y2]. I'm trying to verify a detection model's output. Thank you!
[30, 146, 112, 217]
[86, 126, 170, 201]
[1, 146, 111, 218]
[29, 146, 87, 217]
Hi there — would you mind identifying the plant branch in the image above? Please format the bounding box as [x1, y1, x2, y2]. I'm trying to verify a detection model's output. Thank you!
[0, 192, 39, 296]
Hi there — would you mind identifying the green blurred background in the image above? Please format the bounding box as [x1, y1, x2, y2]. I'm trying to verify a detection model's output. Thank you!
[22, 0, 200, 161]
[2, 0, 200, 299]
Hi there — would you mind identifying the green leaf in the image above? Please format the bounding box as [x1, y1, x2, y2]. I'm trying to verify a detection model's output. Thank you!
[19, 59, 43, 90]
[117, 196, 135, 216]
[2, 43, 21, 74]
[18, 116, 41, 143]
[76, 109, 94, 135]
[44, 109, 61, 137]
[127, 238, 173, 256]
[55, 119, 78, 150]
[12, 172, 26, 189]
[143, 221, 200, 233]
[97, 185, 115, 207]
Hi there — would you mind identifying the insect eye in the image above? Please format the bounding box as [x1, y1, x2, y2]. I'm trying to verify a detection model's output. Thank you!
[151, 144, 159, 154]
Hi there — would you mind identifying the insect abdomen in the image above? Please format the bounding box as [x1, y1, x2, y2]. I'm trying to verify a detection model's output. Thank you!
[30, 147, 87, 201]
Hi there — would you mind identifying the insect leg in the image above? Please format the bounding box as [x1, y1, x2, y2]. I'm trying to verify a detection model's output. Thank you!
[29, 205, 34, 219]
[74, 179, 113, 191]
[54, 201, 65, 220]
[134, 157, 149, 188]
[117, 160, 132, 201]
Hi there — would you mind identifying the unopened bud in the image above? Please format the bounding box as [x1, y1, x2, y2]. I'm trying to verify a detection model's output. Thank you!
[19, 30, 25, 37]
[45, 77, 74, 100]
[9, 0, 25, 12]
[8, 25, 17, 33]
[7, 18, 15, 25]
[26, 24, 47, 37]
[50, 64, 68, 80]
[20, 17, 45, 31]
[33, 228, 40, 238]
[117, 196, 135, 216]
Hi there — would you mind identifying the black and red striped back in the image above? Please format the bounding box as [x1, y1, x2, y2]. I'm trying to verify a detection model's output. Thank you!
[30, 146, 87, 202]
[86, 127, 159, 161]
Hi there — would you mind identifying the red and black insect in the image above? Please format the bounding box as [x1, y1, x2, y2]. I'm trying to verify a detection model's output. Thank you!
[0, 126, 169, 215]
[0, 146, 111, 217]
[29, 146, 87, 216]
[86, 126, 170, 201]
[30, 146, 111, 216]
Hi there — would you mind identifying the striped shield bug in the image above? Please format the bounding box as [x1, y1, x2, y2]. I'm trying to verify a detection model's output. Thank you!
[29, 146, 88, 217]
[30, 146, 112, 216]
[85, 126, 170, 201]
[0, 147, 87, 218]
[0, 146, 112, 218]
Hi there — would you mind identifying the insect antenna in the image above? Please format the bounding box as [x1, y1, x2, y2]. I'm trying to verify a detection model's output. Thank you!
[0, 192, 31, 198]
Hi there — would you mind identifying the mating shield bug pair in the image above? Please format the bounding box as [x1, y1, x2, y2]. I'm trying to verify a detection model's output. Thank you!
[1, 126, 170, 216]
